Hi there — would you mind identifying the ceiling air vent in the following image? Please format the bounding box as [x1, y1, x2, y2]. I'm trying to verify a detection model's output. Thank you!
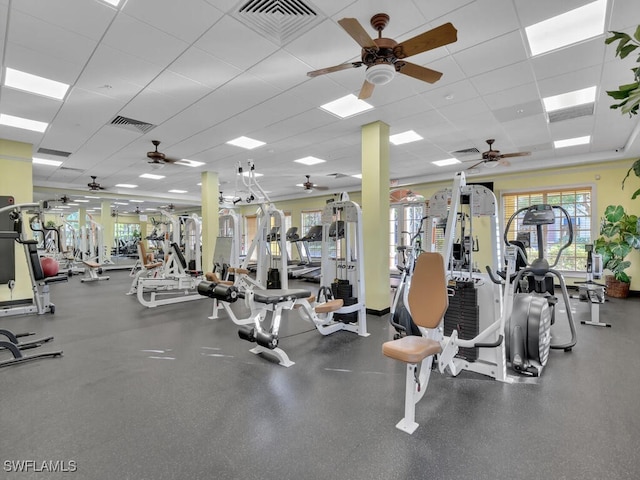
[451, 147, 480, 159]
[232, 0, 323, 45]
[109, 115, 156, 134]
[37, 147, 72, 157]
[548, 103, 595, 123]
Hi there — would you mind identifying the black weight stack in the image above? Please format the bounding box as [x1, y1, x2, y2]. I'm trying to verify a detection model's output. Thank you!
[443, 280, 479, 361]
[331, 279, 357, 323]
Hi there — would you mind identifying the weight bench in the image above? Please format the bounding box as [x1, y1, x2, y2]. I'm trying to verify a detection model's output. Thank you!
[199, 281, 349, 367]
[382, 252, 449, 434]
[81, 260, 109, 282]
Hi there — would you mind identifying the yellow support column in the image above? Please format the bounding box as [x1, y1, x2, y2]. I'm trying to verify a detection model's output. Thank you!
[0, 139, 33, 302]
[361, 121, 390, 314]
[101, 200, 114, 262]
[201, 171, 219, 273]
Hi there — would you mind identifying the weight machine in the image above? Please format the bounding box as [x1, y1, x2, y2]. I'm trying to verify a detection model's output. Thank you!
[575, 244, 609, 327]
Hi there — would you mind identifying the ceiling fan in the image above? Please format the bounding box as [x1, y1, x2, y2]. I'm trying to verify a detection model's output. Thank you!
[59, 194, 70, 204]
[300, 175, 329, 192]
[467, 139, 531, 170]
[87, 176, 106, 191]
[306, 13, 457, 99]
[147, 140, 178, 165]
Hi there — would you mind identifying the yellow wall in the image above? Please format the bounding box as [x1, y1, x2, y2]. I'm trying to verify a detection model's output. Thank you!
[0, 139, 34, 301]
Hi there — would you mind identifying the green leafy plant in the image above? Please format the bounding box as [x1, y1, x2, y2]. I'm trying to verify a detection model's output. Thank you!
[605, 27, 640, 116]
[621, 158, 640, 200]
[594, 205, 640, 283]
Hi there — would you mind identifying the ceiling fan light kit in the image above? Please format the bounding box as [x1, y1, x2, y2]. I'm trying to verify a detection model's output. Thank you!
[365, 63, 396, 85]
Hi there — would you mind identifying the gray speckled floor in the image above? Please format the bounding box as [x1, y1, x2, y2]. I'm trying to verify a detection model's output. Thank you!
[1, 270, 639, 480]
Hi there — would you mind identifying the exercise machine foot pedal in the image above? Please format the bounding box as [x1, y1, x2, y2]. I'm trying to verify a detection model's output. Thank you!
[238, 327, 256, 342]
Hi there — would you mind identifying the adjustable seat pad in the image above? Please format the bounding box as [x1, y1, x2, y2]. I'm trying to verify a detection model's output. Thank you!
[252, 289, 312, 305]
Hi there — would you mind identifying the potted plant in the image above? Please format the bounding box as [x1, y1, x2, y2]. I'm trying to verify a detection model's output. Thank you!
[594, 205, 640, 298]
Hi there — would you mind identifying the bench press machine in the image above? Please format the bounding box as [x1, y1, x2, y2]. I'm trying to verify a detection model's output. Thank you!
[81, 260, 110, 282]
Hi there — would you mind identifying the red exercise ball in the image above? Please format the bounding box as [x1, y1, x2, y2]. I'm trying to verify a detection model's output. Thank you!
[40, 257, 60, 277]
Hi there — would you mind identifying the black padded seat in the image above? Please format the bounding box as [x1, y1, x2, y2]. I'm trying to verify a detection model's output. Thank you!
[252, 289, 312, 305]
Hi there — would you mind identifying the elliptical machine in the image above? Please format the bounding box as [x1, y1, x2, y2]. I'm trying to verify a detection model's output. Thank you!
[499, 204, 578, 376]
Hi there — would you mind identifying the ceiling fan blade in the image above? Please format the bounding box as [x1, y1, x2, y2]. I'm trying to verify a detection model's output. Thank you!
[337, 18, 378, 50]
[467, 160, 486, 170]
[500, 151, 531, 158]
[307, 62, 362, 78]
[397, 62, 443, 83]
[395, 22, 458, 59]
[358, 80, 375, 99]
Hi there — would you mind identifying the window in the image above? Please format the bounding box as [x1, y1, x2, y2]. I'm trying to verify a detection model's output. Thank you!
[301, 210, 323, 258]
[389, 204, 425, 270]
[502, 187, 592, 272]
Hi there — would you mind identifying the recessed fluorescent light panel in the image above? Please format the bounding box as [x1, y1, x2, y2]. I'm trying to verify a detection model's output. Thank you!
[226, 136, 265, 150]
[113, 202, 128, 206]
[543, 86, 597, 112]
[175, 159, 206, 167]
[320, 94, 374, 119]
[139, 173, 165, 180]
[101, 0, 121, 6]
[0, 113, 48, 132]
[432, 158, 462, 167]
[4, 68, 70, 100]
[525, 0, 606, 56]
[390, 130, 423, 145]
[294, 156, 326, 166]
[130, 200, 144, 203]
[32, 157, 62, 166]
[168, 189, 187, 193]
[554, 136, 591, 148]
[352, 174, 362, 179]
[115, 184, 137, 188]
[74, 199, 89, 203]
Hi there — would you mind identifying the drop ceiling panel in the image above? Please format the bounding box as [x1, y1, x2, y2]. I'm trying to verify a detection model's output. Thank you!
[454, 31, 528, 77]
[168, 47, 243, 90]
[0, 87, 61, 123]
[39, 88, 127, 154]
[470, 61, 536, 96]
[195, 15, 279, 70]
[102, 13, 188, 67]
[122, 0, 222, 44]
[75, 44, 162, 96]
[11, 0, 116, 41]
[530, 37, 605, 81]
[419, 79, 481, 110]
[501, 113, 551, 145]
[7, 10, 99, 67]
[484, 83, 542, 110]
[61, 126, 141, 172]
[411, 0, 475, 24]
[608, 0, 640, 30]
[444, 0, 520, 53]
[536, 65, 602, 98]
[247, 50, 315, 91]
[3, 42, 83, 85]
[333, 2, 427, 39]
[0, 125, 43, 147]
[514, 0, 592, 27]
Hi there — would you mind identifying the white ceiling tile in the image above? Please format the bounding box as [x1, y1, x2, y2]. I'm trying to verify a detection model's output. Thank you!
[419, 79, 480, 110]
[195, 15, 279, 70]
[608, 0, 640, 30]
[0, 87, 61, 123]
[470, 61, 536, 96]
[537, 65, 601, 98]
[102, 13, 189, 67]
[454, 31, 528, 77]
[333, 3, 427, 39]
[483, 83, 541, 110]
[7, 11, 97, 71]
[514, 0, 592, 27]
[411, 0, 475, 23]
[11, 0, 116, 41]
[247, 50, 312, 91]
[4, 42, 83, 85]
[123, 0, 223, 44]
[168, 47, 243, 89]
[444, 0, 520, 53]
[530, 37, 605, 81]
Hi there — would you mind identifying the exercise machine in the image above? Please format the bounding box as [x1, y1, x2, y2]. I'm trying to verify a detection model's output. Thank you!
[493, 203, 578, 375]
[575, 244, 609, 327]
[0, 200, 68, 318]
